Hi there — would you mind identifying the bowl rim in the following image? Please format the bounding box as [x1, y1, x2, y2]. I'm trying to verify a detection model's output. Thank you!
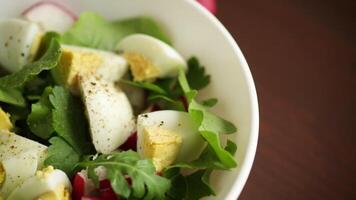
[184, 0, 259, 199]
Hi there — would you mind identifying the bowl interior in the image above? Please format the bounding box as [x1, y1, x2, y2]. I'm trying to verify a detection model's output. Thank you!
[0, 0, 259, 199]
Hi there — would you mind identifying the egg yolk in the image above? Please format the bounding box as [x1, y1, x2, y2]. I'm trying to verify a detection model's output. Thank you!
[142, 126, 182, 172]
[124, 52, 160, 81]
[0, 107, 12, 130]
[0, 163, 5, 186]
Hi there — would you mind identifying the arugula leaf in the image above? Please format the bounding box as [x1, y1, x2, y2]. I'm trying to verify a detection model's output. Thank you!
[27, 87, 54, 139]
[178, 68, 237, 169]
[186, 57, 211, 90]
[78, 151, 171, 199]
[45, 137, 81, 175]
[63, 12, 171, 50]
[0, 86, 26, 107]
[0, 39, 61, 88]
[49, 86, 91, 154]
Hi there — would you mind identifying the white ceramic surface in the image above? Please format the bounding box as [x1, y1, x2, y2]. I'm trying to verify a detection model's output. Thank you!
[0, 0, 259, 199]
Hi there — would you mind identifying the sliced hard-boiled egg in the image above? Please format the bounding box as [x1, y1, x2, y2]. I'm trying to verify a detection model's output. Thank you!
[141, 126, 182, 172]
[0, 130, 47, 198]
[22, 1, 76, 33]
[53, 45, 128, 94]
[116, 34, 187, 81]
[0, 150, 39, 198]
[0, 130, 47, 167]
[7, 166, 71, 200]
[0, 107, 12, 130]
[0, 19, 42, 72]
[137, 111, 205, 170]
[79, 76, 135, 154]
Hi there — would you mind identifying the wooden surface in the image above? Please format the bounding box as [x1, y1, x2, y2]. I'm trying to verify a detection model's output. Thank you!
[216, 1, 356, 199]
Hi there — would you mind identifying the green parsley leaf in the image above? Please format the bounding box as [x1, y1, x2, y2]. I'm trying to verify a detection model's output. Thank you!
[78, 151, 171, 199]
[49, 86, 91, 154]
[0, 86, 26, 107]
[27, 87, 54, 139]
[0, 39, 61, 88]
[63, 12, 171, 50]
[45, 137, 81, 175]
[186, 57, 211, 90]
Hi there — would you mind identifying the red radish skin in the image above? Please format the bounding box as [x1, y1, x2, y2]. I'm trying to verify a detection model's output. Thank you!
[197, 0, 217, 14]
[81, 197, 102, 200]
[119, 132, 137, 151]
[73, 174, 86, 200]
[99, 180, 118, 200]
[22, 1, 77, 20]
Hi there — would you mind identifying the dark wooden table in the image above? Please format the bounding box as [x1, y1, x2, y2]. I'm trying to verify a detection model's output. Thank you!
[216, 0, 356, 199]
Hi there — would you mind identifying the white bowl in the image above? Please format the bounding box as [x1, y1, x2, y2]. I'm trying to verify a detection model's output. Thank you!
[1, 0, 259, 199]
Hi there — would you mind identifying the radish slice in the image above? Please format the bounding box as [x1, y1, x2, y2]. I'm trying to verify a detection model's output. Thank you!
[22, 1, 76, 33]
[73, 173, 85, 200]
[119, 132, 137, 151]
[99, 180, 118, 200]
[197, 0, 217, 14]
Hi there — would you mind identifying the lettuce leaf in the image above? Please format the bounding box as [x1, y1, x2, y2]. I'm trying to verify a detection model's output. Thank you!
[0, 86, 26, 107]
[0, 39, 61, 88]
[62, 12, 171, 50]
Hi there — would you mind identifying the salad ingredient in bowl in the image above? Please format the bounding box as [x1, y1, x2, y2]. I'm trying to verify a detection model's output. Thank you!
[0, 2, 240, 199]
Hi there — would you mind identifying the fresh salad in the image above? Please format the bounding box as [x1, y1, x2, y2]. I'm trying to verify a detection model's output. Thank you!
[0, 2, 237, 200]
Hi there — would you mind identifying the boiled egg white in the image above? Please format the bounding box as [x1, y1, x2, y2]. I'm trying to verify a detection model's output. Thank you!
[53, 45, 128, 94]
[79, 76, 135, 154]
[7, 166, 71, 200]
[0, 130, 47, 198]
[116, 34, 187, 81]
[0, 19, 41, 72]
[137, 111, 205, 165]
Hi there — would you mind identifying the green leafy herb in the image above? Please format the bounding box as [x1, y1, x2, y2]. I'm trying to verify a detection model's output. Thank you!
[178, 68, 237, 169]
[27, 87, 54, 139]
[49, 86, 91, 154]
[77, 151, 171, 199]
[201, 98, 218, 108]
[63, 12, 171, 50]
[164, 168, 214, 200]
[186, 57, 211, 90]
[45, 137, 81, 175]
[0, 86, 26, 107]
[0, 39, 61, 88]
[120, 80, 167, 95]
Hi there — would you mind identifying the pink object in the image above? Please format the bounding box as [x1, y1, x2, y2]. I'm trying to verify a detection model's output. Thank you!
[22, 1, 77, 33]
[197, 0, 217, 14]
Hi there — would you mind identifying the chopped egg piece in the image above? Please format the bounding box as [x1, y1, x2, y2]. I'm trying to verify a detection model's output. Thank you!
[0, 107, 12, 130]
[0, 130, 48, 198]
[137, 111, 205, 164]
[7, 166, 72, 200]
[79, 76, 135, 154]
[52, 45, 128, 94]
[116, 34, 187, 81]
[0, 150, 39, 198]
[124, 52, 160, 81]
[142, 126, 182, 172]
[0, 19, 42, 72]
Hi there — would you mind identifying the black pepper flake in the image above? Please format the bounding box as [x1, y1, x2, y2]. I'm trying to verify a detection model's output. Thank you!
[159, 121, 164, 126]
[4, 42, 8, 47]
[9, 36, 13, 40]
[90, 82, 96, 86]
[142, 114, 148, 118]
[17, 39, 21, 43]
[21, 53, 25, 57]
